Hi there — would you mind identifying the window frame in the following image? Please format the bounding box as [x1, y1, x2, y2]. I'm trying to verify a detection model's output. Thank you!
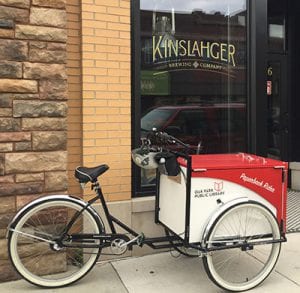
[132, 0, 155, 196]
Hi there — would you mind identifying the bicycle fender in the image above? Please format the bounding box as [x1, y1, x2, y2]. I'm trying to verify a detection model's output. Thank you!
[201, 197, 250, 248]
[6, 194, 104, 238]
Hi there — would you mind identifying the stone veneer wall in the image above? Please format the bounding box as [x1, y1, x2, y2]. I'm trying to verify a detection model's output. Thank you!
[0, 0, 68, 281]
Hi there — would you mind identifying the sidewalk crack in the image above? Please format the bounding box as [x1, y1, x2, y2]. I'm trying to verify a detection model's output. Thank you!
[110, 262, 130, 293]
[274, 269, 300, 287]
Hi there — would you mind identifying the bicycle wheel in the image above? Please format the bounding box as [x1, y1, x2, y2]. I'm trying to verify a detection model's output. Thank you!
[8, 197, 102, 288]
[203, 202, 281, 292]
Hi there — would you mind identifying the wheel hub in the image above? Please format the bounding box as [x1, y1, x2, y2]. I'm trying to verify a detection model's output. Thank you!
[50, 242, 63, 251]
[241, 243, 254, 251]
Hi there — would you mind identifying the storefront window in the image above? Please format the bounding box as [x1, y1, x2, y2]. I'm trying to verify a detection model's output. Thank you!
[136, 0, 248, 189]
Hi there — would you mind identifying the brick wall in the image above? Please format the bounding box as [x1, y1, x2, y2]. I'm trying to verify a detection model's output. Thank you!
[81, 0, 131, 201]
[0, 0, 68, 282]
[66, 0, 82, 197]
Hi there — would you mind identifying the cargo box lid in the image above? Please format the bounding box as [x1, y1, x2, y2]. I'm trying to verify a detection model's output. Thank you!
[178, 153, 288, 171]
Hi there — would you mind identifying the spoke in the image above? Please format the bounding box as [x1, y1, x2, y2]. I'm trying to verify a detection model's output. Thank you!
[66, 248, 84, 268]
[213, 251, 239, 272]
[243, 207, 249, 237]
[33, 229, 57, 239]
[247, 211, 262, 241]
[225, 214, 239, 236]
[24, 247, 51, 274]
[236, 209, 243, 237]
[10, 228, 55, 244]
[21, 222, 52, 238]
[32, 211, 49, 239]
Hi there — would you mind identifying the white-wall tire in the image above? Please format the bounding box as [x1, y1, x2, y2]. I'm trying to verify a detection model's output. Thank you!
[8, 197, 102, 288]
[203, 202, 281, 292]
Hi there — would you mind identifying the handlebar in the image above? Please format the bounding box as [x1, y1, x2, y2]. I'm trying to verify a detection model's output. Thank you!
[145, 128, 191, 152]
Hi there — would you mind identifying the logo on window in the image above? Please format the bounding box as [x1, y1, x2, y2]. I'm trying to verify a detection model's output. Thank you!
[152, 36, 236, 67]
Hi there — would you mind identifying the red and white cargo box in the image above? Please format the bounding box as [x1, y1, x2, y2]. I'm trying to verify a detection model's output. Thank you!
[157, 153, 288, 244]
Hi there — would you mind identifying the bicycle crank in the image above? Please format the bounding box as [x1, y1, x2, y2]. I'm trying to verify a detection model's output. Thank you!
[110, 238, 128, 255]
[110, 233, 145, 255]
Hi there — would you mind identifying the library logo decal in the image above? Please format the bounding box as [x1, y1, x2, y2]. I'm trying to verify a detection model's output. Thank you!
[194, 181, 225, 198]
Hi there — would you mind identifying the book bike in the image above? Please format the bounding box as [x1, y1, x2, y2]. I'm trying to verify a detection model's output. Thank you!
[7, 129, 288, 291]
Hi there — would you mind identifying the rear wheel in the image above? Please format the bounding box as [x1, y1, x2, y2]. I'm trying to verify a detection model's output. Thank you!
[8, 197, 102, 288]
[203, 202, 281, 292]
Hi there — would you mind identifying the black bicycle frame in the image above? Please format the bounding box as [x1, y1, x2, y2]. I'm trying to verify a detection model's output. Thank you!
[61, 180, 182, 251]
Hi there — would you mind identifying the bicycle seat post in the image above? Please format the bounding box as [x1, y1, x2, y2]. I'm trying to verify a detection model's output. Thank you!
[91, 179, 117, 234]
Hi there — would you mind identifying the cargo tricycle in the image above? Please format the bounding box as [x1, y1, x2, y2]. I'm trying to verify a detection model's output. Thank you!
[7, 129, 288, 291]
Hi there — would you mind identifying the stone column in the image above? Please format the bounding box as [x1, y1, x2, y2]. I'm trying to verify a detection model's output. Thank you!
[0, 0, 68, 282]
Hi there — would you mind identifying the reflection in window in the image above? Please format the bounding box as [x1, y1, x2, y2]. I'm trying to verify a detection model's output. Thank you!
[268, 0, 286, 52]
[268, 18, 285, 52]
[139, 0, 247, 187]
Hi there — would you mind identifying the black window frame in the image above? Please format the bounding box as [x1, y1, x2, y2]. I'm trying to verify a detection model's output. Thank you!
[132, 0, 155, 196]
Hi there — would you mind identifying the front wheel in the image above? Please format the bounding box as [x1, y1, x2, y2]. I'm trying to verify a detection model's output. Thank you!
[203, 202, 281, 292]
[8, 197, 103, 288]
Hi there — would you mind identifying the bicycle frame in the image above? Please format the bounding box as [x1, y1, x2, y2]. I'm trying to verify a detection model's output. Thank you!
[60, 180, 184, 251]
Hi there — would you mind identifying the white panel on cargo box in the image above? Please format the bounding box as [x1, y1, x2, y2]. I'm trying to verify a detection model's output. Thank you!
[189, 177, 277, 243]
[158, 167, 187, 238]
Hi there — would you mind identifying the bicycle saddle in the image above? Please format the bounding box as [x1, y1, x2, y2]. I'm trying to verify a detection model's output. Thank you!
[75, 164, 109, 183]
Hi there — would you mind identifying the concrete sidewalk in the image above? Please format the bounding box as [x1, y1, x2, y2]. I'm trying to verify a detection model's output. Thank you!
[1, 233, 299, 293]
